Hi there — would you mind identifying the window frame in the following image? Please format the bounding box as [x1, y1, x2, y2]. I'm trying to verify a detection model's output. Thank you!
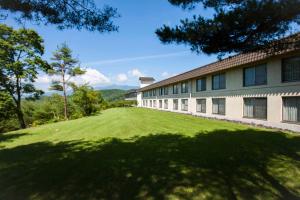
[173, 99, 178, 110]
[181, 99, 188, 111]
[196, 77, 207, 92]
[282, 96, 300, 124]
[212, 73, 226, 90]
[196, 98, 206, 113]
[173, 84, 179, 94]
[243, 97, 267, 120]
[243, 64, 267, 87]
[181, 82, 188, 93]
[212, 98, 226, 115]
[282, 56, 300, 83]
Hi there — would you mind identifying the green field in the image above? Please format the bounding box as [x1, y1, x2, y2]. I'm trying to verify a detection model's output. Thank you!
[0, 108, 299, 200]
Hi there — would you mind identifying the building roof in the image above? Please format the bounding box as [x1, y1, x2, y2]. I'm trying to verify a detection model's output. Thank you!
[139, 33, 300, 92]
[139, 77, 155, 81]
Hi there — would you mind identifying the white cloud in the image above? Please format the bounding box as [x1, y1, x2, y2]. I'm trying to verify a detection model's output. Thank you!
[116, 73, 128, 82]
[128, 68, 144, 77]
[35, 68, 111, 90]
[73, 68, 110, 85]
[161, 71, 169, 78]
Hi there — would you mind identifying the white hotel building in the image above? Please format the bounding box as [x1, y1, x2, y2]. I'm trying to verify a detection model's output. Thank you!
[137, 35, 300, 132]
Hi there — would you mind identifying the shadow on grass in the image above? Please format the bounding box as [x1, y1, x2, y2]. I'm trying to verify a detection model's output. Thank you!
[0, 133, 28, 143]
[0, 129, 300, 200]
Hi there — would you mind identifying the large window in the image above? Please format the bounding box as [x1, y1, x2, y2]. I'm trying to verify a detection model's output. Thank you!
[150, 100, 152, 107]
[163, 87, 169, 95]
[173, 99, 178, 110]
[164, 99, 168, 109]
[159, 88, 163, 96]
[153, 100, 157, 108]
[159, 100, 162, 108]
[181, 99, 188, 111]
[244, 98, 267, 119]
[181, 82, 188, 93]
[173, 84, 179, 94]
[283, 97, 300, 123]
[196, 78, 206, 92]
[212, 73, 226, 90]
[282, 57, 300, 82]
[212, 98, 226, 115]
[153, 89, 156, 96]
[244, 64, 267, 87]
[196, 99, 206, 113]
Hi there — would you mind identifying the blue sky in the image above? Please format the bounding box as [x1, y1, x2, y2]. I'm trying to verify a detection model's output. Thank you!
[5, 0, 218, 90]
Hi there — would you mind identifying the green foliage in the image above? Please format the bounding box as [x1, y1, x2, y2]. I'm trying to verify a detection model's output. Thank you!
[100, 89, 128, 102]
[72, 85, 104, 116]
[107, 100, 137, 109]
[0, 92, 18, 133]
[157, 0, 300, 56]
[0, 0, 119, 32]
[0, 24, 49, 128]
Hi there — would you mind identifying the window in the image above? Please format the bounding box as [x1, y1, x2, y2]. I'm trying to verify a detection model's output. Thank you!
[181, 99, 188, 111]
[159, 100, 162, 108]
[164, 99, 168, 109]
[173, 99, 178, 110]
[282, 97, 300, 123]
[163, 87, 169, 95]
[153, 100, 156, 108]
[212, 98, 226, 115]
[173, 84, 179, 94]
[196, 78, 206, 91]
[196, 99, 206, 113]
[150, 100, 152, 107]
[181, 82, 188, 93]
[244, 98, 267, 119]
[153, 89, 156, 96]
[159, 88, 163, 96]
[145, 100, 148, 107]
[212, 73, 226, 90]
[282, 57, 300, 82]
[244, 64, 267, 86]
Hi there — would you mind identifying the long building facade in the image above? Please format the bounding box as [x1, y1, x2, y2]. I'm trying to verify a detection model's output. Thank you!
[137, 35, 300, 132]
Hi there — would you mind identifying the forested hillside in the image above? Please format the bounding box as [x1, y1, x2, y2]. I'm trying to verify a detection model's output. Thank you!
[99, 89, 128, 102]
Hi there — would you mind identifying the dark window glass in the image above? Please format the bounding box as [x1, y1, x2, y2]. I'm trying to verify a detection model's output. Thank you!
[159, 88, 163, 96]
[282, 57, 300, 82]
[244, 98, 267, 119]
[153, 89, 156, 96]
[181, 82, 188, 93]
[244, 64, 267, 86]
[173, 84, 178, 94]
[196, 78, 206, 92]
[212, 74, 226, 90]
[212, 98, 225, 115]
[282, 97, 300, 123]
[196, 99, 206, 113]
[163, 87, 168, 95]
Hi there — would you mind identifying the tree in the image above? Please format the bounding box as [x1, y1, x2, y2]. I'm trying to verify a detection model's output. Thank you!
[0, 91, 19, 133]
[71, 84, 104, 116]
[0, 24, 49, 129]
[0, 0, 119, 32]
[156, 0, 300, 56]
[49, 43, 85, 120]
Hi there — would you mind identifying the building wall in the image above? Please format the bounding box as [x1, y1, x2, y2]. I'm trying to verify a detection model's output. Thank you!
[139, 55, 300, 132]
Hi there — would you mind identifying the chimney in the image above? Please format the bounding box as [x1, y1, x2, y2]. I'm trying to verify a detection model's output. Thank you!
[139, 77, 155, 88]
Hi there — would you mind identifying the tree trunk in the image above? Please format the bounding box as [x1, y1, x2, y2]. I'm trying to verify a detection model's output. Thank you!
[16, 101, 26, 129]
[62, 73, 68, 120]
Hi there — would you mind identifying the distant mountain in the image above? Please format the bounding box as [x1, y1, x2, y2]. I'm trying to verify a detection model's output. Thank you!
[99, 89, 128, 102]
[94, 85, 138, 90]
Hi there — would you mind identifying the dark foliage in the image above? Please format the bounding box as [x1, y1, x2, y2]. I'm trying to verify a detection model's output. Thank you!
[0, 0, 119, 32]
[0, 129, 299, 199]
[157, 0, 300, 56]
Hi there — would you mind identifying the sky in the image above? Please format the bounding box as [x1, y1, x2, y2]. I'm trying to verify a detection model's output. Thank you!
[4, 0, 218, 91]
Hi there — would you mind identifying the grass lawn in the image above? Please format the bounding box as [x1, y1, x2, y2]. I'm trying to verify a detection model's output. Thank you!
[0, 108, 299, 200]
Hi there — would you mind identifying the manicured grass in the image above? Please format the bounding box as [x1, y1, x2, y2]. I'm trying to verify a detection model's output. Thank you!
[0, 108, 299, 200]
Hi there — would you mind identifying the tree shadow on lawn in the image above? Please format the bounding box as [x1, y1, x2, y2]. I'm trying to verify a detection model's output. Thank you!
[0, 129, 300, 200]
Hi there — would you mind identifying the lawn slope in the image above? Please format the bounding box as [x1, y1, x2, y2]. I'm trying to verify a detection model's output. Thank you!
[0, 108, 299, 200]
